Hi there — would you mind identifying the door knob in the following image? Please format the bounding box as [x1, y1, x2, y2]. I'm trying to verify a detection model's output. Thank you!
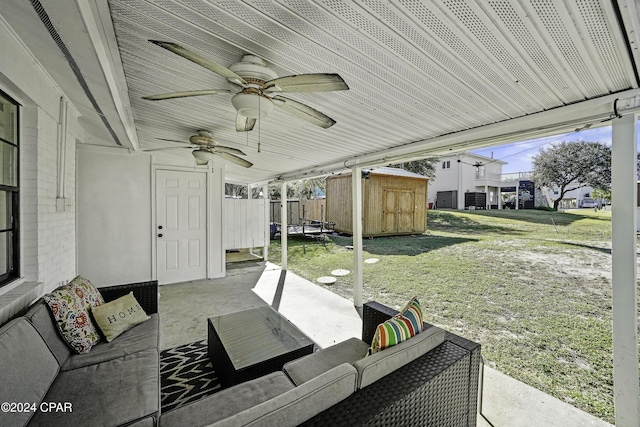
[158, 234, 163, 238]
[158, 225, 163, 230]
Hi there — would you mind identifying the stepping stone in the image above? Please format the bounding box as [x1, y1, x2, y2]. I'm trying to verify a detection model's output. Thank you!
[317, 276, 337, 285]
[364, 258, 379, 264]
[331, 269, 350, 277]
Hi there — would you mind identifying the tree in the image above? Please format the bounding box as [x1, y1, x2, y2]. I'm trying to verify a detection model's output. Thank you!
[392, 157, 439, 179]
[532, 141, 611, 210]
[225, 183, 247, 198]
[288, 178, 326, 201]
[224, 184, 264, 199]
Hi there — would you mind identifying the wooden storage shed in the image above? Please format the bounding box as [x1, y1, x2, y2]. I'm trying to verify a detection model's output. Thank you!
[326, 167, 428, 237]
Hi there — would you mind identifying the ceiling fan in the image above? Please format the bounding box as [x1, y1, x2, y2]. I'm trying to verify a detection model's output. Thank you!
[145, 130, 252, 168]
[143, 40, 349, 132]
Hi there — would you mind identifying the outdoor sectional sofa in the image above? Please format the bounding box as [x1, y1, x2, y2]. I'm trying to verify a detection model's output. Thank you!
[161, 301, 481, 427]
[0, 278, 480, 427]
[0, 280, 160, 427]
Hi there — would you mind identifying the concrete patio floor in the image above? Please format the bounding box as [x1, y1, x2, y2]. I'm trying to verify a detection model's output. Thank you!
[159, 261, 612, 427]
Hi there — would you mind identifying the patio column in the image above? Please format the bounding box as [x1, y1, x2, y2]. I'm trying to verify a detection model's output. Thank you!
[280, 181, 288, 270]
[352, 167, 363, 307]
[262, 184, 269, 261]
[611, 112, 640, 426]
[484, 184, 488, 209]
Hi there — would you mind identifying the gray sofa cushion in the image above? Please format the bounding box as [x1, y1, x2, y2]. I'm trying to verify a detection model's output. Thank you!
[28, 348, 160, 427]
[126, 418, 156, 427]
[161, 371, 295, 427]
[283, 337, 370, 386]
[353, 325, 446, 389]
[0, 318, 59, 427]
[23, 299, 71, 366]
[62, 314, 159, 371]
[213, 363, 358, 427]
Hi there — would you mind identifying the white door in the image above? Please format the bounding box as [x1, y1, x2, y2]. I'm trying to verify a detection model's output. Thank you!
[156, 170, 207, 284]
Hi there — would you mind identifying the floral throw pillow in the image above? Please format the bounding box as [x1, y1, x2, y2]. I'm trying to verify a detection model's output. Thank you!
[43, 277, 104, 354]
[68, 276, 105, 309]
[369, 296, 423, 355]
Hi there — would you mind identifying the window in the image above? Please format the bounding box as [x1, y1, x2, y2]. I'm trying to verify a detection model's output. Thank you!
[0, 91, 19, 287]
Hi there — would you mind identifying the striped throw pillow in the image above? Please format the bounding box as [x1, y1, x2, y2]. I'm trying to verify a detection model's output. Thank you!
[399, 296, 423, 335]
[369, 297, 423, 354]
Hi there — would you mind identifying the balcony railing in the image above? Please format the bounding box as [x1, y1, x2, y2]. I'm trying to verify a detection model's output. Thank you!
[475, 171, 502, 180]
[500, 172, 533, 181]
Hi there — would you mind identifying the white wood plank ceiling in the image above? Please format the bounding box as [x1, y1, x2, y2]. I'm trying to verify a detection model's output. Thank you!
[106, 0, 639, 184]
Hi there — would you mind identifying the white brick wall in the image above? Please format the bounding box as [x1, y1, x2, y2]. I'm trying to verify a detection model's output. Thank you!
[21, 106, 77, 293]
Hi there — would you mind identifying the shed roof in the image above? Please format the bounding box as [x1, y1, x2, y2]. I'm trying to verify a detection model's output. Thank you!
[365, 167, 429, 180]
[328, 166, 428, 180]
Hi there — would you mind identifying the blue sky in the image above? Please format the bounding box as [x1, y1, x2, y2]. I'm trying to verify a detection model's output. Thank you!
[470, 124, 637, 173]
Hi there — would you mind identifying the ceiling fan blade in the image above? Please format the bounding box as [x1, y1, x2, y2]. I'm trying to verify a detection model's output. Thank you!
[215, 145, 247, 156]
[236, 114, 256, 132]
[143, 146, 193, 152]
[272, 95, 336, 128]
[215, 151, 253, 168]
[142, 89, 231, 101]
[149, 40, 247, 86]
[264, 74, 349, 93]
[157, 138, 189, 144]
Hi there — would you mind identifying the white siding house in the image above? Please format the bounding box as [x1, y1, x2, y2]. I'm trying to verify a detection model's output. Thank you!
[538, 184, 599, 209]
[429, 152, 507, 209]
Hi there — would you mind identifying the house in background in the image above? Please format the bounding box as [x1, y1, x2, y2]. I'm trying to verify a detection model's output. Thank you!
[538, 183, 599, 209]
[428, 152, 507, 209]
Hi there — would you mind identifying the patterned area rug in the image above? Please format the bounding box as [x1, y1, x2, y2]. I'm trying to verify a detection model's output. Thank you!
[160, 340, 222, 412]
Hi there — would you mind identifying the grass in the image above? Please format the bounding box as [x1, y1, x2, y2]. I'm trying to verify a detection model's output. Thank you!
[268, 208, 627, 423]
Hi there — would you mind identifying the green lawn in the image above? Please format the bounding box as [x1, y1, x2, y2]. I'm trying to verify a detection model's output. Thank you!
[268, 208, 626, 423]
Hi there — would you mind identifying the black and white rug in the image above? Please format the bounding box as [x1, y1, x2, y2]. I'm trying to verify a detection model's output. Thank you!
[160, 340, 222, 413]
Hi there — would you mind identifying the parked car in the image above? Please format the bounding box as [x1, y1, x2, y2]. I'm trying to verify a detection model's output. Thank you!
[581, 197, 597, 208]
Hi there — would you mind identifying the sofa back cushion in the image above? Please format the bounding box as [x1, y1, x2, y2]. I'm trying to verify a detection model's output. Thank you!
[0, 318, 59, 427]
[24, 299, 71, 366]
[354, 325, 446, 389]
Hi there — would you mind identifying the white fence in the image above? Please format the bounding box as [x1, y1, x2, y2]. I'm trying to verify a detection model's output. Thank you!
[224, 198, 269, 250]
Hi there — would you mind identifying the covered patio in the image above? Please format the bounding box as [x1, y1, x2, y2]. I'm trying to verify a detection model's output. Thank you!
[158, 261, 612, 427]
[0, 0, 638, 425]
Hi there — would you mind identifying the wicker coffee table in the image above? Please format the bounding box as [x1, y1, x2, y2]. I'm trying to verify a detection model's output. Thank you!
[207, 306, 314, 386]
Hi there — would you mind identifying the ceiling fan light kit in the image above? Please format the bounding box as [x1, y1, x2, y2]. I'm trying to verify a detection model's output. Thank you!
[231, 92, 274, 118]
[192, 148, 214, 165]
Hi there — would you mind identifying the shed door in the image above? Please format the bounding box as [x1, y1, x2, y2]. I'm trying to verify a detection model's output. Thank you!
[382, 189, 398, 233]
[382, 189, 415, 233]
[398, 190, 415, 233]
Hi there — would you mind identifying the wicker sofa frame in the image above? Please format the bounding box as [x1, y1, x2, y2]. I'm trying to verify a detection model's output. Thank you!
[300, 301, 481, 427]
[98, 280, 159, 314]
